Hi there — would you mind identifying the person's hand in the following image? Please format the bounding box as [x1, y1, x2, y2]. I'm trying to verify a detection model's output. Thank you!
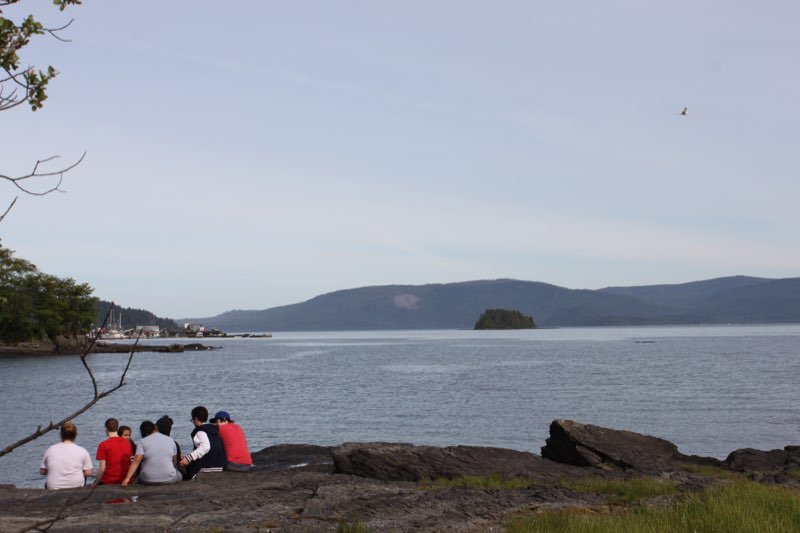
[179, 456, 189, 466]
[121, 478, 129, 488]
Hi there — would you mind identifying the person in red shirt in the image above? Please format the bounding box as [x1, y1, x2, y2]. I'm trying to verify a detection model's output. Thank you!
[94, 418, 133, 485]
[211, 410, 253, 472]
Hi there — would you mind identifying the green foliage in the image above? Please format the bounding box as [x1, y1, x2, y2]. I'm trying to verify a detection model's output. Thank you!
[474, 308, 536, 330]
[0, 0, 81, 111]
[0, 243, 95, 343]
[505, 479, 800, 533]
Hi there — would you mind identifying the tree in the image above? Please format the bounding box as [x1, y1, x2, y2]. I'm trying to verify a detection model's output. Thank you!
[0, 242, 95, 343]
[474, 308, 537, 330]
[1, 0, 83, 220]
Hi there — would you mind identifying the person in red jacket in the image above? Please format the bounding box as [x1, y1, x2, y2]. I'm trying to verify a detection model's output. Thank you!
[211, 410, 253, 472]
[94, 418, 133, 485]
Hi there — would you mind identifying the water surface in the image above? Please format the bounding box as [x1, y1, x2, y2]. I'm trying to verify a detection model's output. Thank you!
[1, 325, 799, 488]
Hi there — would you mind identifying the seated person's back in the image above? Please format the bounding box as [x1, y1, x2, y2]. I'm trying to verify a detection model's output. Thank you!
[96, 418, 133, 485]
[122, 421, 181, 486]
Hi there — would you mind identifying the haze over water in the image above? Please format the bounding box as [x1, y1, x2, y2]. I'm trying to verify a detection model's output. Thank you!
[2, 324, 799, 488]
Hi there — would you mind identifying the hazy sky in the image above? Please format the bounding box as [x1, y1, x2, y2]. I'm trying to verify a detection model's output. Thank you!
[3, 1, 799, 318]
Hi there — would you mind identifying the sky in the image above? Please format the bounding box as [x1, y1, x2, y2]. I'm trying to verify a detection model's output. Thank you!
[2, 1, 799, 319]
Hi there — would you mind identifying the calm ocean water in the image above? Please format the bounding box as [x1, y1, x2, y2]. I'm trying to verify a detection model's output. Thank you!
[1, 325, 799, 488]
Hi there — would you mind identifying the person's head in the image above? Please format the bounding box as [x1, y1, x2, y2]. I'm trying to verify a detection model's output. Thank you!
[140, 420, 156, 438]
[190, 406, 208, 426]
[118, 426, 132, 439]
[211, 410, 233, 425]
[156, 415, 173, 436]
[60, 421, 77, 442]
[104, 417, 119, 435]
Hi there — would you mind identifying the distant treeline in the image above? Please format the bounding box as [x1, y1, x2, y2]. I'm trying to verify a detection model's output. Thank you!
[95, 300, 179, 331]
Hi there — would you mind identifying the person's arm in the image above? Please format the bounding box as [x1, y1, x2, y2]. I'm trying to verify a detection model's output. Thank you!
[82, 451, 94, 480]
[94, 459, 107, 486]
[40, 452, 48, 476]
[180, 430, 209, 466]
[121, 454, 143, 487]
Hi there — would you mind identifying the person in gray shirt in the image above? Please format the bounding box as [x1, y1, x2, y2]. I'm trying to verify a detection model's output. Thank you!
[121, 421, 181, 486]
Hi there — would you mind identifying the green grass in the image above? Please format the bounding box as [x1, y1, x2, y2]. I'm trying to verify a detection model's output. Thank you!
[335, 519, 371, 533]
[680, 463, 741, 479]
[506, 479, 800, 533]
[560, 476, 679, 504]
[420, 473, 539, 490]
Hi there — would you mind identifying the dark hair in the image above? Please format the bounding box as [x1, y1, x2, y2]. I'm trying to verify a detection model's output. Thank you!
[156, 415, 173, 436]
[191, 406, 208, 423]
[140, 420, 155, 438]
[118, 425, 132, 437]
[105, 418, 119, 433]
[60, 421, 77, 442]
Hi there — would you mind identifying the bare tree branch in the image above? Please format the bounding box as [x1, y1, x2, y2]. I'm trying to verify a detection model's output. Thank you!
[0, 196, 17, 223]
[0, 152, 84, 196]
[0, 303, 140, 459]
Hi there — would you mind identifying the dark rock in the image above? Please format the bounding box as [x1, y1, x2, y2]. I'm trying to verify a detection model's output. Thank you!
[332, 442, 579, 482]
[541, 419, 684, 471]
[724, 445, 800, 472]
[252, 444, 334, 473]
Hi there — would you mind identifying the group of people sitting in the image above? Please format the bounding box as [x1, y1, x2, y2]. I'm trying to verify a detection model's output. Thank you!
[39, 406, 253, 489]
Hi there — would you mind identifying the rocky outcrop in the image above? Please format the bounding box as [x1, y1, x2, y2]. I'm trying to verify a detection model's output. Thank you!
[725, 445, 800, 473]
[540, 419, 720, 471]
[0, 421, 796, 532]
[331, 443, 581, 482]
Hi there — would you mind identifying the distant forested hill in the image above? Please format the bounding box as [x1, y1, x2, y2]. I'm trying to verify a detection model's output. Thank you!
[95, 300, 178, 331]
[190, 276, 800, 332]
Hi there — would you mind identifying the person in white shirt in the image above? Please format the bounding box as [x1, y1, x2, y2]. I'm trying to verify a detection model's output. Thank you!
[40, 421, 93, 490]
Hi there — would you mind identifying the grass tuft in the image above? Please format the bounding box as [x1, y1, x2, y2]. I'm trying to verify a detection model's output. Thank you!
[560, 476, 678, 503]
[335, 519, 371, 533]
[506, 479, 800, 533]
[680, 463, 741, 479]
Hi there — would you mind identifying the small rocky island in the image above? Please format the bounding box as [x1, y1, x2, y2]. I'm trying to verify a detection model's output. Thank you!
[1, 419, 797, 532]
[474, 308, 537, 329]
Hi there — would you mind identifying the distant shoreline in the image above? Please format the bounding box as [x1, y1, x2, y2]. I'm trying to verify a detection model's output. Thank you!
[0, 341, 220, 357]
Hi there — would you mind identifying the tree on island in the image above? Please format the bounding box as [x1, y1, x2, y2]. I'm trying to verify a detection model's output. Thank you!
[474, 308, 537, 330]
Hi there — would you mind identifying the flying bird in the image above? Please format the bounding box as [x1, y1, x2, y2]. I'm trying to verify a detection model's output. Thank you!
[680, 107, 688, 116]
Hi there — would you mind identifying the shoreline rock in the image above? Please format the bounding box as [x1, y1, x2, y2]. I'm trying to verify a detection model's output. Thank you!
[0, 420, 796, 532]
[0, 341, 219, 357]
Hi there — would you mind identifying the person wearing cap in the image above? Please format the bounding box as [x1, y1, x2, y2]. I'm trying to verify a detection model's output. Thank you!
[180, 406, 227, 479]
[211, 410, 253, 472]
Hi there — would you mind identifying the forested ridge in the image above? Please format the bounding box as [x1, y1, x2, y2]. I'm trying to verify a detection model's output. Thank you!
[195, 276, 800, 331]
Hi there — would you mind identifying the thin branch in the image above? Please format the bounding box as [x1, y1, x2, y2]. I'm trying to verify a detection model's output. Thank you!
[43, 19, 75, 43]
[0, 152, 84, 196]
[0, 303, 140, 459]
[0, 196, 17, 223]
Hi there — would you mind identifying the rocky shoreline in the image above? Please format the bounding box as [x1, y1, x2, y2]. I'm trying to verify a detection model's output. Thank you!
[0, 341, 219, 357]
[0, 419, 797, 532]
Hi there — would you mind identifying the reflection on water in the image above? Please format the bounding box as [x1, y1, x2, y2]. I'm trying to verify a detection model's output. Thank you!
[1, 324, 799, 488]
